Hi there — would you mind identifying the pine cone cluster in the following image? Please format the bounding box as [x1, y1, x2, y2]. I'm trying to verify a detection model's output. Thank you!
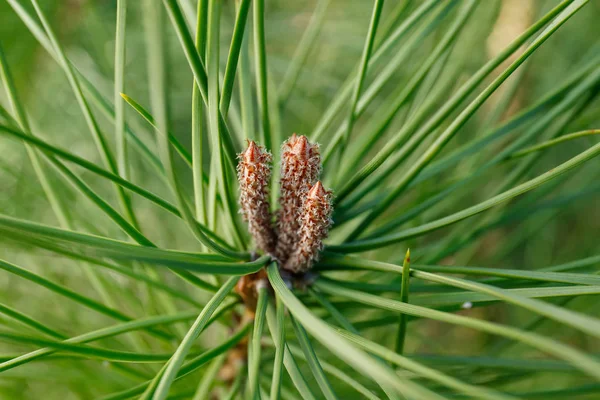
[236, 135, 332, 273]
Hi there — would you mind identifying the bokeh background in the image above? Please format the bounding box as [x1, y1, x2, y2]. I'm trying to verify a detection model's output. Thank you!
[0, 0, 599, 398]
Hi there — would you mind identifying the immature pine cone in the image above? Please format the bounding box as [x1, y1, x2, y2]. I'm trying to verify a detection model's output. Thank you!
[275, 134, 321, 263]
[283, 181, 333, 273]
[237, 141, 276, 254]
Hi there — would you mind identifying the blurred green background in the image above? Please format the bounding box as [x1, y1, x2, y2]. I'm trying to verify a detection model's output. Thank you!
[0, 0, 599, 398]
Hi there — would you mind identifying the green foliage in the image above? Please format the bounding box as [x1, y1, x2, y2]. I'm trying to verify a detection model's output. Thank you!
[0, 0, 599, 398]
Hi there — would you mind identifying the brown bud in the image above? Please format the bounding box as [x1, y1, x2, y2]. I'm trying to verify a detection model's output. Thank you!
[235, 269, 268, 313]
[274, 134, 321, 263]
[283, 181, 333, 273]
[237, 141, 276, 254]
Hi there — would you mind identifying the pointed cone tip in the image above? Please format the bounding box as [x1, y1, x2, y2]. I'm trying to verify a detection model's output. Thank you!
[291, 135, 310, 158]
[283, 133, 298, 147]
[308, 181, 326, 198]
[243, 140, 258, 162]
